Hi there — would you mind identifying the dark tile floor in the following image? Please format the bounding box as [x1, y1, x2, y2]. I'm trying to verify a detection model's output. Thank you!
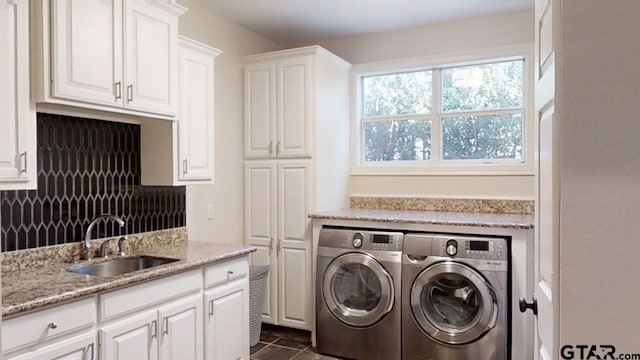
[251, 324, 343, 360]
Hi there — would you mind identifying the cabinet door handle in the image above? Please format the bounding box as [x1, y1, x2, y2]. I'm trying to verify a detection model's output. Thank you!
[162, 317, 169, 335]
[127, 84, 133, 103]
[20, 152, 27, 174]
[208, 300, 214, 317]
[150, 320, 157, 339]
[277, 239, 282, 252]
[276, 141, 281, 156]
[268, 141, 273, 155]
[183, 159, 188, 176]
[115, 81, 122, 100]
[269, 238, 274, 254]
[87, 342, 95, 360]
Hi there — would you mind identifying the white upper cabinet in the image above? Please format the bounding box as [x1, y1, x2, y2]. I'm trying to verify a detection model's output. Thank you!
[51, 0, 122, 107]
[244, 55, 311, 159]
[177, 37, 220, 182]
[0, 0, 36, 190]
[32, 0, 186, 119]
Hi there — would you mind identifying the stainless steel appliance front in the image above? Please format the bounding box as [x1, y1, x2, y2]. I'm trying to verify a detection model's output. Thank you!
[316, 228, 403, 360]
[402, 234, 509, 360]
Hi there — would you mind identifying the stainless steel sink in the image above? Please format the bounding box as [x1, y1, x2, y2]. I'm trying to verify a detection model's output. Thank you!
[68, 256, 179, 277]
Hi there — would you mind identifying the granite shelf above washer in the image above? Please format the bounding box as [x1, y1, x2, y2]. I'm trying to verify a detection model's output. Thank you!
[309, 208, 534, 229]
[2, 241, 256, 318]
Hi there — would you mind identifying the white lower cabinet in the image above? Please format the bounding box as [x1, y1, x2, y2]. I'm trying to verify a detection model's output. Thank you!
[244, 160, 313, 330]
[204, 281, 249, 360]
[6, 332, 96, 360]
[203, 258, 250, 360]
[100, 294, 203, 360]
[1, 256, 250, 360]
[158, 295, 203, 360]
[100, 311, 158, 360]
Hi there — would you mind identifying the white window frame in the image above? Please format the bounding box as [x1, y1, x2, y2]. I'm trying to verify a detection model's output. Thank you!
[350, 43, 534, 176]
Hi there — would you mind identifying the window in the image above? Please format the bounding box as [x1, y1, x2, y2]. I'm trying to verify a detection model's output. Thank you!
[355, 48, 531, 175]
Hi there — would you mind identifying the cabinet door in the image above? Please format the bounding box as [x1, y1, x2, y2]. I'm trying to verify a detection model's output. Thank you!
[204, 280, 250, 360]
[100, 311, 158, 360]
[277, 160, 312, 329]
[123, 0, 177, 115]
[158, 294, 203, 360]
[276, 56, 311, 158]
[6, 332, 96, 360]
[244, 161, 278, 323]
[0, 0, 35, 190]
[178, 39, 219, 181]
[50, 0, 122, 106]
[244, 61, 276, 158]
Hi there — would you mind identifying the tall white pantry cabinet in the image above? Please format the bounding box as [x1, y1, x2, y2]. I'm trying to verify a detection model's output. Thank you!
[243, 46, 350, 330]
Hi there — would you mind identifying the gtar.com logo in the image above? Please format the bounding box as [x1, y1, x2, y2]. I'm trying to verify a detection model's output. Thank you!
[560, 345, 616, 359]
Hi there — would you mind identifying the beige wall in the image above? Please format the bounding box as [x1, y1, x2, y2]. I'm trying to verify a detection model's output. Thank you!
[559, 0, 640, 351]
[314, 10, 536, 200]
[177, 0, 281, 244]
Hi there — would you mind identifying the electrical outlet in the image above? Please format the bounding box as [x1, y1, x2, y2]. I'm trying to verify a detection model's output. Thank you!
[207, 204, 215, 220]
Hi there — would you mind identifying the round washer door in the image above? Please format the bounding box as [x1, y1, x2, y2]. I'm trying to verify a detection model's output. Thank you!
[322, 252, 394, 327]
[411, 261, 498, 345]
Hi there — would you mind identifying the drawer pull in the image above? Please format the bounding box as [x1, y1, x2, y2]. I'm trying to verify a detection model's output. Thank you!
[227, 270, 234, 280]
[47, 322, 58, 330]
[87, 342, 95, 360]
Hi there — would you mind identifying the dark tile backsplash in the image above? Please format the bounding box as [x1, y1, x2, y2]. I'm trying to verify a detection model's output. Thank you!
[0, 113, 186, 252]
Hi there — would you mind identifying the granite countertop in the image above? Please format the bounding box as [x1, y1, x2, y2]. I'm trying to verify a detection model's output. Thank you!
[2, 241, 256, 318]
[309, 208, 534, 229]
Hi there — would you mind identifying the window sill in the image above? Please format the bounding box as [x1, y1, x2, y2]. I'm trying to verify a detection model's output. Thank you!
[350, 164, 534, 176]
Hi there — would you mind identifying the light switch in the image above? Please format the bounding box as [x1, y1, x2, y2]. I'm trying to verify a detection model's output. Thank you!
[207, 204, 215, 219]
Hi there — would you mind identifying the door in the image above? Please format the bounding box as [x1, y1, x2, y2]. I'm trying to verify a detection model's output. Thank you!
[178, 39, 219, 181]
[277, 160, 312, 329]
[531, 0, 559, 358]
[276, 56, 311, 158]
[50, 0, 122, 106]
[244, 161, 278, 323]
[158, 294, 203, 360]
[0, 0, 35, 189]
[244, 61, 276, 158]
[6, 332, 96, 360]
[204, 280, 250, 360]
[321, 252, 394, 327]
[100, 311, 158, 360]
[124, 0, 177, 115]
[410, 262, 497, 345]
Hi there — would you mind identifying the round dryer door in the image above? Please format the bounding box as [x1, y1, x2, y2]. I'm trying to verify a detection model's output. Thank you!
[322, 253, 394, 327]
[411, 261, 498, 345]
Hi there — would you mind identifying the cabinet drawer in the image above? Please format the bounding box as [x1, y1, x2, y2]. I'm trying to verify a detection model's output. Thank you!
[100, 269, 202, 322]
[204, 256, 249, 288]
[2, 298, 96, 354]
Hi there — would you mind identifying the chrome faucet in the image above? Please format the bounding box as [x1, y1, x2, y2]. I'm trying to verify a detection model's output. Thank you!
[84, 214, 125, 261]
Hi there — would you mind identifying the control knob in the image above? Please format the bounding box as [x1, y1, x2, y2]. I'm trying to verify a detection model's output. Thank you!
[445, 240, 458, 256]
[353, 233, 364, 248]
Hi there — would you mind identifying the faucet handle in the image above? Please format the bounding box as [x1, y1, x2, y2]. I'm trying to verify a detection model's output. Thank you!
[100, 240, 113, 259]
[118, 236, 129, 256]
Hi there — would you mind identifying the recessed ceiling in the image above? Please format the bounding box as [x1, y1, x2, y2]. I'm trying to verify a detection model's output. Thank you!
[194, 0, 533, 46]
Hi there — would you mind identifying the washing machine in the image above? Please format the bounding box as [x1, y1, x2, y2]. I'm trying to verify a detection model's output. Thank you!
[402, 233, 510, 360]
[316, 227, 403, 360]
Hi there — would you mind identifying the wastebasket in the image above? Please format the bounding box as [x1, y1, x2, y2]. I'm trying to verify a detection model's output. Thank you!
[249, 265, 270, 346]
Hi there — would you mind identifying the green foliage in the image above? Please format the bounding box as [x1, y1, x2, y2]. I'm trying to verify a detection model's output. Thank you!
[364, 119, 431, 161]
[363, 71, 432, 117]
[442, 114, 522, 160]
[362, 60, 524, 162]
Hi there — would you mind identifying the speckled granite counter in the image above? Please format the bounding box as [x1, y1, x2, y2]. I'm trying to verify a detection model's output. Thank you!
[309, 208, 534, 229]
[2, 240, 255, 318]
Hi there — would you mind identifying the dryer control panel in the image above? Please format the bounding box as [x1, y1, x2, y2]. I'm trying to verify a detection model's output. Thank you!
[436, 236, 507, 261]
[403, 234, 508, 261]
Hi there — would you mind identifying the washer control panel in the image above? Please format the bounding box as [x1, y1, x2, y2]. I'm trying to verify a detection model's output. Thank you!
[318, 228, 403, 251]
